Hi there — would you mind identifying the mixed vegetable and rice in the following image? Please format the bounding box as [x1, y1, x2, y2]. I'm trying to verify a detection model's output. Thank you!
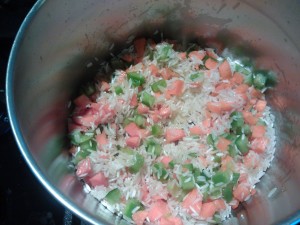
[67, 38, 276, 225]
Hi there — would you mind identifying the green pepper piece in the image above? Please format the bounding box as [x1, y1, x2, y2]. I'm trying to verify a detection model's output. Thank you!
[223, 183, 234, 203]
[129, 153, 144, 173]
[180, 175, 195, 191]
[72, 148, 90, 164]
[222, 173, 240, 203]
[222, 133, 237, 142]
[168, 160, 175, 169]
[146, 139, 162, 157]
[156, 43, 173, 62]
[123, 198, 144, 219]
[235, 134, 249, 155]
[243, 124, 252, 136]
[151, 124, 163, 137]
[134, 114, 146, 128]
[253, 73, 267, 90]
[114, 86, 124, 95]
[228, 144, 238, 158]
[189, 72, 204, 81]
[140, 92, 155, 108]
[151, 79, 167, 93]
[188, 152, 198, 158]
[69, 130, 94, 145]
[105, 188, 121, 204]
[127, 72, 145, 87]
[167, 181, 187, 201]
[183, 163, 194, 171]
[79, 139, 97, 151]
[123, 118, 133, 126]
[207, 134, 215, 146]
[212, 171, 231, 186]
[193, 168, 207, 186]
[152, 162, 169, 180]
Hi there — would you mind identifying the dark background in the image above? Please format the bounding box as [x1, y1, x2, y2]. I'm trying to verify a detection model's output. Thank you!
[0, 1, 82, 225]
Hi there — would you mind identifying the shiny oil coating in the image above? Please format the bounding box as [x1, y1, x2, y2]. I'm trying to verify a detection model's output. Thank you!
[6, 0, 300, 224]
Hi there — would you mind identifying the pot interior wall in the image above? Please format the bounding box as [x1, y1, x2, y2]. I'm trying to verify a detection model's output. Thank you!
[7, 0, 300, 224]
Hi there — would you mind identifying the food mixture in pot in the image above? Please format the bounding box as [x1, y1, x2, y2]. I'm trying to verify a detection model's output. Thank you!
[67, 38, 276, 224]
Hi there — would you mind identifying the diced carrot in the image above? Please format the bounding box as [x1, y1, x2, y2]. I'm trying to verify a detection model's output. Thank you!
[74, 95, 91, 107]
[124, 122, 140, 137]
[206, 49, 218, 59]
[126, 136, 141, 148]
[124, 122, 149, 139]
[220, 101, 234, 112]
[149, 64, 160, 77]
[213, 199, 226, 211]
[221, 155, 233, 171]
[68, 119, 88, 132]
[216, 137, 231, 151]
[215, 82, 231, 92]
[231, 72, 244, 85]
[243, 150, 260, 169]
[251, 125, 266, 138]
[200, 202, 217, 219]
[251, 137, 268, 154]
[199, 156, 208, 168]
[137, 103, 150, 114]
[235, 84, 249, 94]
[121, 53, 134, 62]
[189, 51, 205, 61]
[96, 132, 108, 149]
[182, 188, 203, 216]
[165, 128, 185, 143]
[148, 200, 171, 222]
[218, 60, 232, 79]
[76, 158, 92, 178]
[134, 38, 147, 63]
[178, 52, 187, 60]
[161, 68, 178, 80]
[205, 58, 218, 70]
[189, 126, 202, 135]
[88, 172, 108, 187]
[160, 156, 172, 168]
[233, 183, 250, 202]
[255, 100, 267, 112]
[100, 81, 110, 92]
[132, 211, 148, 225]
[165, 80, 185, 99]
[130, 94, 138, 107]
[207, 102, 222, 114]
[207, 101, 233, 114]
[243, 111, 258, 125]
[159, 105, 172, 119]
[159, 217, 183, 225]
[149, 113, 160, 123]
[250, 87, 262, 99]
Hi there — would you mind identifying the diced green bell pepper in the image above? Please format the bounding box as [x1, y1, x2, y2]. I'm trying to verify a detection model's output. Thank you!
[105, 188, 121, 204]
[146, 139, 162, 157]
[151, 79, 167, 93]
[140, 92, 155, 108]
[212, 171, 231, 186]
[151, 124, 163, 137]
[129, 153, 144, 173]
[123, 198, 144, 219]
[180, 175, 195, 191]
[114, 86, 124, 95]
[235, 134, 249, 155]
[127, 72, 145, 87]
[69, 130, 94, 145]
[152, 162, 169, 180]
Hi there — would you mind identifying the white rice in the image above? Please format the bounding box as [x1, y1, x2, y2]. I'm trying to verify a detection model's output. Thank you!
[70, 42, 277, 225]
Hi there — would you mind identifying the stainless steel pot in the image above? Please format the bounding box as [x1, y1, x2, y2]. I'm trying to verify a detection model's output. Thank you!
[6, 0, 300, 224]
